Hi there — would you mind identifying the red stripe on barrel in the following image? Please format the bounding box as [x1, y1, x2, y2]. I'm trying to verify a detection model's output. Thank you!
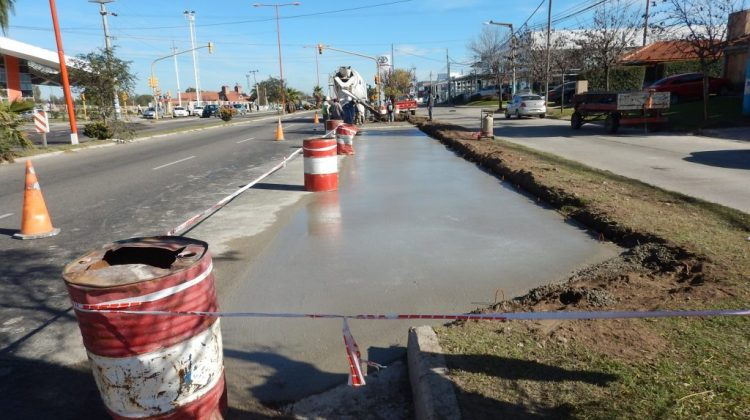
[326, 119, 343, 132]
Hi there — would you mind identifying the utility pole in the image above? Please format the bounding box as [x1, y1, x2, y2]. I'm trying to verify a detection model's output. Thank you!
[184, 11, 201, 104]
[545, 0, 553, 104]
[247, 69, 259, 104]
[391, 44, 396, 74]
[642, 0, 650, 46]
[172, 41, 182, 107]
[487, 21, 515, 97]
[446, 49, 451, 102]
[90, 0, 121, 120]
[254, 3, 301, 116]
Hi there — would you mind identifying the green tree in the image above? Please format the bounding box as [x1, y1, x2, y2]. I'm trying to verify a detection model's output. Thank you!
[256, 77, 283, 104]
[383, 69, 413, 99]
[285, 87, 301, 112]
[185, 87, 196, 93]
[69, 47, 136, 123]
[0, 100, 34, 162]
[0, 0, 16, 34]
[312, 85, 323, 107]
[134, 94, 152, 106]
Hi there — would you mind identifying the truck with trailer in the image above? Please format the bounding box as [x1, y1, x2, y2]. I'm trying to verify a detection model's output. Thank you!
[570, 91, 671, 133]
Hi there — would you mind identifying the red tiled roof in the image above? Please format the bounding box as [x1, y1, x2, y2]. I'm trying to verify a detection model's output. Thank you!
[619, 40, 711, 65]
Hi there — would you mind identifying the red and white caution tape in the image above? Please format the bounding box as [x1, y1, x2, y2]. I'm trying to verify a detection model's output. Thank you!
[166, 148, 302, 236]
[73, 304, 749, 387]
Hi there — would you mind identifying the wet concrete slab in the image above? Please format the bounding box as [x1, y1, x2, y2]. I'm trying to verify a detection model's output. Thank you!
[219, 127, 620, 404]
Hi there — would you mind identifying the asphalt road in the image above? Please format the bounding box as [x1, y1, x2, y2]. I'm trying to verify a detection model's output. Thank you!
[20, 110, 278, 146]
[0, 112, 311, 361]
[431, 106, 750, 213]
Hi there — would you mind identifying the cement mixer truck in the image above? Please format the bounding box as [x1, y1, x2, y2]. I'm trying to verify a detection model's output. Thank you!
[331, 66, 386, 121]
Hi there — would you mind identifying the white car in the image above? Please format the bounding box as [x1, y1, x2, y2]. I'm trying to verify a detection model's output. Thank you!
[191, 106, 204, 116]
[173, 106, 189, 117]
[505, 94, 547, 119]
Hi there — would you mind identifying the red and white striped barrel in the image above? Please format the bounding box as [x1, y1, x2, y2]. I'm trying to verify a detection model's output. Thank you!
[335, 124, 358, 155]
[62, 237, 227, 420]
[303, 137, 338, 192]
[325, 118, 343, 134]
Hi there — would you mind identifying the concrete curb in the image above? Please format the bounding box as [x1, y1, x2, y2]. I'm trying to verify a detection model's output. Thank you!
[408, 326, 461, 420]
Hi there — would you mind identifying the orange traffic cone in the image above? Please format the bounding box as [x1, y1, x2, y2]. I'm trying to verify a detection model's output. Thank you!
[275, 118, 285, 141]
[13, 160, 60, 240]
[313, 111, 319, 124]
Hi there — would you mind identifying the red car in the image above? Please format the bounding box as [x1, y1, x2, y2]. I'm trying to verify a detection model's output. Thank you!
[646, 73, 732, 104]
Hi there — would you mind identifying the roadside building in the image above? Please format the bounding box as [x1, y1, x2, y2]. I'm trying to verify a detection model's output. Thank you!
[0, 36, 76, 101]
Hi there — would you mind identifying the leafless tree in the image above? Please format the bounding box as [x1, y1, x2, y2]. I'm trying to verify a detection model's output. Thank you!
[576, 0, 641, 90]
[661, 0, 742, 120]
[516, 28, 548, 92]
[469, 26, 511, 109]
[550, 31, 583, 109]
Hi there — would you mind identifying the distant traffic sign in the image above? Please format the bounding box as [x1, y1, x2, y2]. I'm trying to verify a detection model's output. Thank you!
[33, 110, 50, 134]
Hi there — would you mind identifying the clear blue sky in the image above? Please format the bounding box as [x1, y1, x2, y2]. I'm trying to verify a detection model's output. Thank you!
[6, 0, 628, 98]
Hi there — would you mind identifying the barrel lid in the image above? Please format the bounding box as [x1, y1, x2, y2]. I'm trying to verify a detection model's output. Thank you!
[62, 236, 208, 288]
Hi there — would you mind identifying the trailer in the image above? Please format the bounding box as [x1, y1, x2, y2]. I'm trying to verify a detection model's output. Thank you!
[570, 91, 670, 133]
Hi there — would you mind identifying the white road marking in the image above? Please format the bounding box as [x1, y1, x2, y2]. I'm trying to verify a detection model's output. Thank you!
[236, 137, 256, 143]
[0, 213, 13, 220]
[152, 156, 196, 170]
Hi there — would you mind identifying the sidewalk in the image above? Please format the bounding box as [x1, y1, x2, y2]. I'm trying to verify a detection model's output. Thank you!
[430, 107, 750, 214]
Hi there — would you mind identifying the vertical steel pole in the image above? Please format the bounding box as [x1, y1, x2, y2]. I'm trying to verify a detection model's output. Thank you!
[545, 0, 553, 104]
[185, 11, 201, 104]
[643, 0, 650, 47]
[49, 0, 78, 144]
[172, 41, 182, 107]
[275, 5, 286, 114]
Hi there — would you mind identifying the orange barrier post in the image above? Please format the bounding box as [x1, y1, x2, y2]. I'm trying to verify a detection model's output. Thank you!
[313, 111, 319, 124]
[275, 118, 285, 141]
[14, 161, 60, 240]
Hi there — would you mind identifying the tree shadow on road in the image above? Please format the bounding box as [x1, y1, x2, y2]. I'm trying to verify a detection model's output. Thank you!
[0, 354, 106, 420]
[441, 352, 618, 419]
[684, 149, 750, 170]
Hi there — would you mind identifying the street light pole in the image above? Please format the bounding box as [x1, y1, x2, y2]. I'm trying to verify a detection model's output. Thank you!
[184, 11, 201, 104]
[90, 0, 121, 121]
[487, 21, 515, 98]
[253, 2, 300, 115]
[247, 69, 259, 106]
[172, 41, 182, 107]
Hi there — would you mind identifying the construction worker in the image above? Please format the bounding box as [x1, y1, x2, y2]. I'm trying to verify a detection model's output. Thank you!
[355, 100, 365, 125]
[322, 96, 331, 122]
[330, 98, 344, 120]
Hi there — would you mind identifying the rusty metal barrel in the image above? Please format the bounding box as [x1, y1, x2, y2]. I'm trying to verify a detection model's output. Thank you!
[62, 236, 227, 420]
[303, 137, 338, 192]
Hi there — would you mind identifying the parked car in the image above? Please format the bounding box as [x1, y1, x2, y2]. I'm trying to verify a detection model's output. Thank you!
[232, 104, 247, 115]
[20, 108, 44, 121]
[505, 94, 547, 118]
[143, 107, 164, 119]
[548, 81, 577, 105]
[201, 104, 219, 118]
[172, 106, 189, 117]
[191, 105, 204, 116]
[645, 73, 732, 105]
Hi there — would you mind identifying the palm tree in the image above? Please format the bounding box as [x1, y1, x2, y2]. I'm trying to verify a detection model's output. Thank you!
[285, 87, 301, 113]
[312, 85, 323, 107]
[0, 0, 16, 34]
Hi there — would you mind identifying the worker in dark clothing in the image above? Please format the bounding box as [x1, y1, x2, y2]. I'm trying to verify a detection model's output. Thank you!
[330, 98, 344, 120]
[342, 100, 355, 124]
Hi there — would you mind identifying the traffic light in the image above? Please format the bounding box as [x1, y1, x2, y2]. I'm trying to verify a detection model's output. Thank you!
[374, 74, 381, 84]
[148, 76, 159, 88]
[207, 42, 214, 54]
[317, 43, 323, 54]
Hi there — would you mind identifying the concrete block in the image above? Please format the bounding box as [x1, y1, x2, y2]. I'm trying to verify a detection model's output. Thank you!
[407, 326, 461, 420]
